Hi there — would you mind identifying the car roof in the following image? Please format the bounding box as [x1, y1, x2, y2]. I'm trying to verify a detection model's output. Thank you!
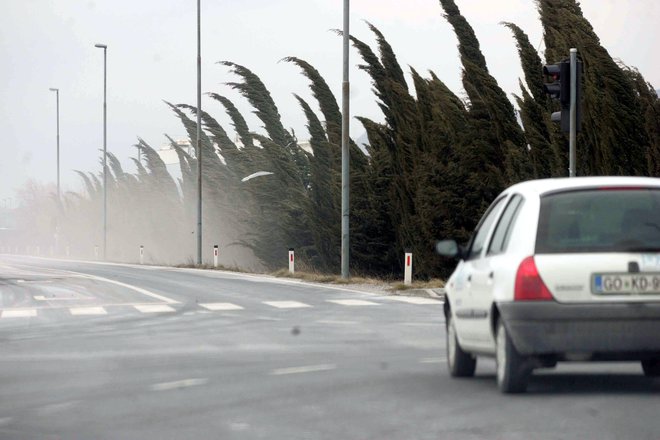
[505, 176, 660, 198]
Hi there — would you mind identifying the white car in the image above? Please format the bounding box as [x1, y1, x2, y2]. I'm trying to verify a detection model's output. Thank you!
[437, 176, 660, 393]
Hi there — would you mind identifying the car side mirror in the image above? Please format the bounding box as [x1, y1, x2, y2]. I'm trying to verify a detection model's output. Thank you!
[436, 239, 463, 259]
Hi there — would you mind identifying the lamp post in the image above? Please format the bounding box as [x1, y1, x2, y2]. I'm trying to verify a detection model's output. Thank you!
[94, 43, 108, 260]
[48, 88, 60, 201]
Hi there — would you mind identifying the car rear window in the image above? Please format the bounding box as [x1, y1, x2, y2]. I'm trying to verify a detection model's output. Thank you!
[535, 188, 660, 254]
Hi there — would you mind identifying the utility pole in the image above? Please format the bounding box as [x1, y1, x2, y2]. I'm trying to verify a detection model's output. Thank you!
[94, 43, 108, 259]
[196, 0, 203, 265]
[48, 88, 60, 201]
[341, 0, 350, 279]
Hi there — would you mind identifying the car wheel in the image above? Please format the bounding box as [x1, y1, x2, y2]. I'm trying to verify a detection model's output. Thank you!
[446, 314, 476, 377]
[496, 321, 531, 393]
[641, 359, 660, 377]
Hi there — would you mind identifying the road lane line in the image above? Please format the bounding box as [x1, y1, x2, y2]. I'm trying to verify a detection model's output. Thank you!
[316, 319, 358, 325]
[70, 307, 107, 316]
[387, 297, 442, 305]
[419, 357, 447, 364]
[1, 309, 37, 318]
[270, 364, 337, 376]
[326, 299, 380, 306]
[34, 295, 92, 301]
[77, 274, 180, 304]
[150, 377, 208, 391]
[199, 302, 244, 311]
[263, 301, 312, 309]
[11, 265, 181, 305]
[134, 304, 176, 313]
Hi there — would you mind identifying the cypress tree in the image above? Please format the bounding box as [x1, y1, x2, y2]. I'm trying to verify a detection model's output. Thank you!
[538, 0, 648, 176]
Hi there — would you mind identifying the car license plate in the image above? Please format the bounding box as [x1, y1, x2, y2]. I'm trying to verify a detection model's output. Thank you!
[592, 273, 660, 295]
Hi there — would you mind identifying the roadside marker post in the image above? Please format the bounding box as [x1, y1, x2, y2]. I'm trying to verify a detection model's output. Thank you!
[404, 250, 413, 285]
[139, 245, 144, 265]
[213, 245, 219, 267]
[288, 248, 295, 274]
[94, 245, 99, 260]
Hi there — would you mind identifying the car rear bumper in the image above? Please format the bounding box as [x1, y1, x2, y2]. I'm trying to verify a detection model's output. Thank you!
[497, 301, 660, 357]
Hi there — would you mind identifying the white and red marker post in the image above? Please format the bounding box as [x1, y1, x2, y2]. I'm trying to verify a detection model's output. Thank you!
[213, 245, 219, 267]
[404, 250, 413, 285]
[139, 245, 144, 265]
[288, 248, 295, 274]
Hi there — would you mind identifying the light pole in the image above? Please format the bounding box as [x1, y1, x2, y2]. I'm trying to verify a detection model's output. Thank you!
[196, 0, 202, 265]
[94, 43, 108, 260]
[48, 88, 60, 201]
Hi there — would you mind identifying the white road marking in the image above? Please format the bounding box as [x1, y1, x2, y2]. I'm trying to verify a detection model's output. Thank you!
[1, 309, 37, 318]
[134, 304, 176, 313]
[200, 302, 244, 311]
[34, 295, 91, 301]
[79, 274, 179, 304]
[263, 301, 312, 309]
[326, 299, 380, 306]
[388, 296, 442, 305]
[150, 377, 208, 391]
[270, 364, 337, 376]
[36, 400, 80, 415]
[23, 266, 180, 305]
[70, 306, 107, 316]
[316, 319, 358, 325]
[419, 357, 447, 364]
[16, 279, 25, 283]
[229, 422, 250, 432]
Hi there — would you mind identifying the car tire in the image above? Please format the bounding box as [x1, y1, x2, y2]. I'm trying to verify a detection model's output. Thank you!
[641, 359, 660, 377]
[496, 321, 531, 393]
[446, 314, 476, 377]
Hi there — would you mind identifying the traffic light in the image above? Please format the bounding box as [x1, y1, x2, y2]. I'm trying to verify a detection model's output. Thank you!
[543, 60, 582, 133]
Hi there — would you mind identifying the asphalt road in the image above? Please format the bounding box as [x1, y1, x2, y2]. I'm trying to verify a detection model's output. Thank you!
[0, 255, 658, 440]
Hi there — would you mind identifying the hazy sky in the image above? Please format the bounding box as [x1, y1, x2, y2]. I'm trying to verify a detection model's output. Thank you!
[1, 0, 658, 202]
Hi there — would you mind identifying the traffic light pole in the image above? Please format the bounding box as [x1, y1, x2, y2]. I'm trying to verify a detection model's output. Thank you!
[569, 48, 577, 178]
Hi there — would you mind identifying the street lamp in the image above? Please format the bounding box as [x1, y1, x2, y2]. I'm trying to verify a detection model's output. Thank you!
[48, 88, 60, 201]
[94, 43, 108, 260]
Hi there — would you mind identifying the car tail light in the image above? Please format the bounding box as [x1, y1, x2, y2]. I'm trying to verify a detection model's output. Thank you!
[514, 256, 554, 301]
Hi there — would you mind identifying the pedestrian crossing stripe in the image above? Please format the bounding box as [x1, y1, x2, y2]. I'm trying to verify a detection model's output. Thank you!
[262, 301, 312, 309]
[133, 304, 176, 313]
[326, 299, 380, 306]
[0, 297, 442, 318]
[387, 296, 442, 305]
[199, 302, 244, 311]
[1, 309, 37, 318]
